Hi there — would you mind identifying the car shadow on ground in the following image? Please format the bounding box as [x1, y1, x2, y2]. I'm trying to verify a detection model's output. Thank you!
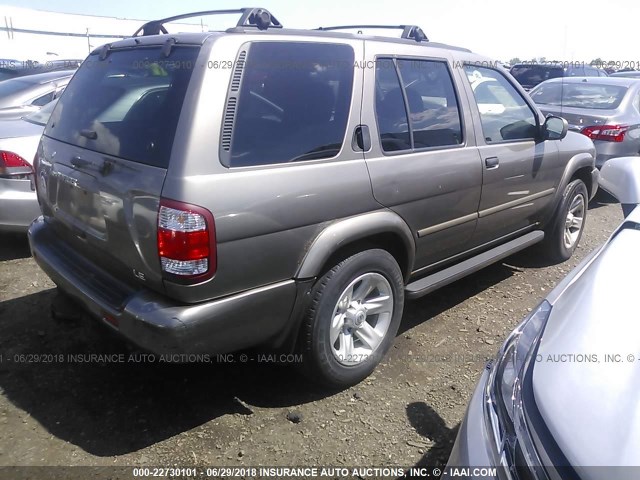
[0, 233, 31, 261]
[0, 290, 333, 457]
[0, 259, 518, 458]
[400, 260, 518, 335]
[406, 402, 460, 468]
[589, 189, 619, 210]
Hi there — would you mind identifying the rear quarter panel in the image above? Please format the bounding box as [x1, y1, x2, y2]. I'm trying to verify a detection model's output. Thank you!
[162, 34, 383, 302]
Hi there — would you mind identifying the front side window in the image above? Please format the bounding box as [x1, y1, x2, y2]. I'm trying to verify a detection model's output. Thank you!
[227, 42, 355, 167]
[375, 58, 463, 152]
[465, 66, 538, 143]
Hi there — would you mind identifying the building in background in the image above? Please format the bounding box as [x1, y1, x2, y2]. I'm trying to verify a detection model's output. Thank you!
[1, 6, 204, 61]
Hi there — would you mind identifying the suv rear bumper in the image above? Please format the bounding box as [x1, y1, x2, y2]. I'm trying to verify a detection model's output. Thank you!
[28, 217, 298, 355]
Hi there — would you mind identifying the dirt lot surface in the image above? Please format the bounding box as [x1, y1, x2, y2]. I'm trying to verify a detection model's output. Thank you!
[0, 199, 622, 476]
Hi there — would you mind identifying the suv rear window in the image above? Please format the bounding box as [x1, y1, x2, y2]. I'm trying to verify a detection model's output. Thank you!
[225, 42, 354, 167]
[45, 46, 199, 168]
[510, 65, 564, 87]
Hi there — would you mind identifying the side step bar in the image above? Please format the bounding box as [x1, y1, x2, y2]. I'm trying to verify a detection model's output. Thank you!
[405, 230, 544, 300]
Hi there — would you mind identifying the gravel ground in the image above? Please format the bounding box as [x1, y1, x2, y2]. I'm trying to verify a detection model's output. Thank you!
[0, 199, 622, 476]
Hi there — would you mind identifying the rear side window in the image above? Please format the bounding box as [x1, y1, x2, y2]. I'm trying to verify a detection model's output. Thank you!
[375, 59, 411, 151]
[531, 82, 628, 110]
[45, 46, 199, 168]
[375, 58, 463, 152]
[529, 83, 563, 105]
[226, 42, 355, 167]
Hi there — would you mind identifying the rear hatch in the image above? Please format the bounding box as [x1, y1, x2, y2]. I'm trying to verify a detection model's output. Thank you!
[36, 43, 200, 295]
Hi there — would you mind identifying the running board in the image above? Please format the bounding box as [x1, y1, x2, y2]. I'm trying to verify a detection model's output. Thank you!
[405, 230, 544, 300]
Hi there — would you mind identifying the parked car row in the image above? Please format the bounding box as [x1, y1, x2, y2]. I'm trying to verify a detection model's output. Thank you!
[528, 77, 640, 168]
[0, 58, 81, 82]
[0, 70, 75, 120]
[509, 62, 608, 91]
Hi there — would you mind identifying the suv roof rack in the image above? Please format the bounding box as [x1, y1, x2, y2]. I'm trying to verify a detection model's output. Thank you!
[132, 7, 282, 37]
[316, 24, 428, 42]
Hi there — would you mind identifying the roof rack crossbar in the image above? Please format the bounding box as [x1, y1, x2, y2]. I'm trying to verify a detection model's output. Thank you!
[132, 7, 282, 37]
[316, 24, 428, 42]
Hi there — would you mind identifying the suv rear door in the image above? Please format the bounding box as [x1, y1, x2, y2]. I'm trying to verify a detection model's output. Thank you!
[362, 42, 483, 273]
[36, 43, 201, 294]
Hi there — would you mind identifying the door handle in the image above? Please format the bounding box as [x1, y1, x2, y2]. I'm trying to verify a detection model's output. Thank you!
[71, 156, 90, 169]
[352, 125, 371, 152]
[485, 156, 499, 169]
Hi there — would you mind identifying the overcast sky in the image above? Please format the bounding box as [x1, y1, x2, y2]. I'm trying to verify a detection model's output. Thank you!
[3, 0, 639, 63]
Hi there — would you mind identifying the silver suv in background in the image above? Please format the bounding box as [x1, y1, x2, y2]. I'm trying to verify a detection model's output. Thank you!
[510, 62, 607, 91]
[29, 8, 598, 388]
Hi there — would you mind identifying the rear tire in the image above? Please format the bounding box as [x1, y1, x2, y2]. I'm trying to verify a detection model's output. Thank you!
[542, 179, 588, 263]
[299, 249, 404, 388]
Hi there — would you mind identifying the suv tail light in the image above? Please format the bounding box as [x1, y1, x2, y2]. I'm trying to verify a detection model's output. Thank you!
[0, 151, 34, 178]
[581, 125, 628, 142]
[157, 199, 216, 281]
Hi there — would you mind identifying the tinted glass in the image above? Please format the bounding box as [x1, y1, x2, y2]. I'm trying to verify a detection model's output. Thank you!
[228, 42, 354, 167]
[465, 66, 537, 143]
[24, 99, 58, 126]
[31, 91, 54, 106]
[510, 65, 563, 86]
[375, 59, 411, 152]
[530, 82, 628, 110]
[45, 46, 199, 168]
[396, 59, 463, 148]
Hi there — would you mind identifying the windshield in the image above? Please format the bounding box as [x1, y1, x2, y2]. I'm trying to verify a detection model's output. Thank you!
[530, 83, 628, 109]
[23, 99, 58, 126]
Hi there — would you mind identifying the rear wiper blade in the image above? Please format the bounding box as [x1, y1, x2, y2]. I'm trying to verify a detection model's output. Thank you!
[80, 129, 97, 140]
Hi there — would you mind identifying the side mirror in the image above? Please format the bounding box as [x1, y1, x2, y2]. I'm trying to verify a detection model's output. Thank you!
[599, 157, 640, 217]
[542, 115, 568, 141]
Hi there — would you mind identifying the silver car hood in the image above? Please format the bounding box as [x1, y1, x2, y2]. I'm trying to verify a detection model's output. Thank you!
[533, 213, 640, 474]
[0, 118, 43, 139]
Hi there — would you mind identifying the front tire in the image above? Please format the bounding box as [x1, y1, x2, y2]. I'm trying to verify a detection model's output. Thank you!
[542, 179, 588, 262]
[299, 249, 404, 388]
